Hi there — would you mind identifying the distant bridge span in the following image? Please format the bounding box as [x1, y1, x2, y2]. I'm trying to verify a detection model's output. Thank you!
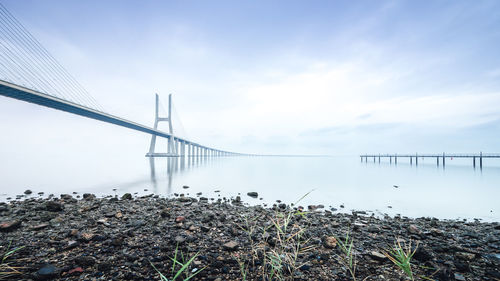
[0, 79, 238, 157]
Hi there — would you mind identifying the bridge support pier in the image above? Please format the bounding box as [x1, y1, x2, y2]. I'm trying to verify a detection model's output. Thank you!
[442, 153, 445, 168]
[473, 156, 476, 168]
[415, 154, 418, 166]
[480, 151, 483, 169]
[180, 141, 185, 157]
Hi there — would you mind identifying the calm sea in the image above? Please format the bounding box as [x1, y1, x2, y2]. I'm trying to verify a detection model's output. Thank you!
[1, 151, 499, 222]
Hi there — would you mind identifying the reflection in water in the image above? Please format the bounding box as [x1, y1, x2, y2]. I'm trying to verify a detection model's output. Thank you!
[149, 155, 220, 196]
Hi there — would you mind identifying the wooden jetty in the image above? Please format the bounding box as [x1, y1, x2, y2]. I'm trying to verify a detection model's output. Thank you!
[359, 152, 500, 169]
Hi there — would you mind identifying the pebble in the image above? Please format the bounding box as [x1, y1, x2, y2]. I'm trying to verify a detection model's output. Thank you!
[247, 192, 258, 198]
[223, 241, 239, 251]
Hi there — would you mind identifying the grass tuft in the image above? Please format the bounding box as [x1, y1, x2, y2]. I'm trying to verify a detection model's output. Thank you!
[0, 242, 25, 280]
[383, 239, 418, 281]
[149, 244, 205, 281]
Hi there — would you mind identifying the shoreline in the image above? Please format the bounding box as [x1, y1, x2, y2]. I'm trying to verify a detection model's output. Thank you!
[0, 195, 499, 280]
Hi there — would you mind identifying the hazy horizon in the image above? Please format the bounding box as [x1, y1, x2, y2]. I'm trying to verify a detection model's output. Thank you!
[1, 0, 500, 156]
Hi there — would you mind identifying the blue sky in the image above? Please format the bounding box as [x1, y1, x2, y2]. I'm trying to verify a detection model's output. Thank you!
[1, 0, 500, 155]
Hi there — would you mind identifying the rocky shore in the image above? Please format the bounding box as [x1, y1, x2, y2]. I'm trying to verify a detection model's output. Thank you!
[0, 193, 499, 280]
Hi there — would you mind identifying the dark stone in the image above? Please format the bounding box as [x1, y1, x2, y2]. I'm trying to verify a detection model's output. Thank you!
[60, 194, 72, 200]
[299, 264, 310, 271]
[24, 189, 32, 195]
[35, 264, 59, 280]
[414, 246, 433, 262]
[0, 220, 21, 232]
[45, 201, 63, 212]
[160, 210, 170, 218]
[183, 185, 190, 189]
[121, 193, 132, 200]
[247, 192, 258, 198]
[486, 270, 500, 278]
[83, 193, 95, 200]
[74, 256, 96, 266]
[97, 262, 112, 271]
[454, 260, 470, 272]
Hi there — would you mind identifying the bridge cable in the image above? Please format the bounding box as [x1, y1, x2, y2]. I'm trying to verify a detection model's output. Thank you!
[0, 18, 74, 102]
[0, 4, 98, 109]
[0, 7, 85, 106]
[0, 6, 84, 105]
[0, 4, 104, 111]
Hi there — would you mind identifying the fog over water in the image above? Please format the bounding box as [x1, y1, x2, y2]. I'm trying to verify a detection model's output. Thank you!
[0, 103, 499, 222]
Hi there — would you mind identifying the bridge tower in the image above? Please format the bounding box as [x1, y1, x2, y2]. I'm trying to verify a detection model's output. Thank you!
[146, 94, 178, 157]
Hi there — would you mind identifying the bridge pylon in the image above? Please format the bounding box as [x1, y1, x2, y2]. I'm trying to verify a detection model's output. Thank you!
[145, 94, 178, 157]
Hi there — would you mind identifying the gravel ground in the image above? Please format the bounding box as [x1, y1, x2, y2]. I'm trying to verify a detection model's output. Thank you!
[1, 193, 499, 280]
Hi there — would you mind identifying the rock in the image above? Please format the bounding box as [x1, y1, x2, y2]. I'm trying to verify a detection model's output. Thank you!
[369, 251, 388, 262]
[413, 246, 433, 262]
[223, 241, 239, 251]
[31, 223, 50, 231]
[247, 192, 258, 198]
[60, 194, 72, 200]
[82, 193, 95, 200]
[65, 240, 79, 250]
[308, 205, 323, 211]
[79, 232, 95, 242]
[45, 201, 63, 212]
[454, 260, 470, 272]
[97, 262, 112, 271]
[0, 220, 21, 232]
[175, 235, 186, 244]
[323, 236, 337, 249]
[408, 224, 421, 235]
[35, 264, 59, 280]
[74, 255, 96, 266]
[183, 185, 190, 189]
[299, 264, 311, 271]
[179, 197, 192, 202]
[24, 189, 32, 194]
[121, 193, 132, 200]
[67, 267, 84, 275]
[456, 252, 475, 261]
[175, 216, 186, 223]
[454, 273, 466, 281]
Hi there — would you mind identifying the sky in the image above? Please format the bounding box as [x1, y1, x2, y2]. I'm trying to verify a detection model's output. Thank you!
[1, 0, 500, 155]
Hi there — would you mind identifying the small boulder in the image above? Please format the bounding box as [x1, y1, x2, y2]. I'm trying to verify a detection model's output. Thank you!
[0, 220, 21, 232]
[45, 201, 63, 212]
[35, 264, 59, 280]
[24, 189, 32, 195]
[247, 192, 258, 198]
[121, 193, 132, 200]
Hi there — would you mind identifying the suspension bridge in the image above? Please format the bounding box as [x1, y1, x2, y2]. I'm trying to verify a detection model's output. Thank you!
[0, 3, 247, 158]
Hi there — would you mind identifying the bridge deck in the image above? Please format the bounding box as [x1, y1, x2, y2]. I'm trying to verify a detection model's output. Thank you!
[0, 79, 208, 148]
